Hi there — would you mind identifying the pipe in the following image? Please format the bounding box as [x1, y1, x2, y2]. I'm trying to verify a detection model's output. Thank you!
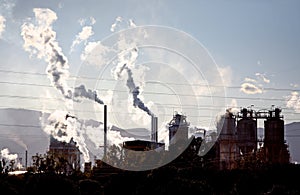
[104, 105, 107, 158]
[25, 150, 28, 169]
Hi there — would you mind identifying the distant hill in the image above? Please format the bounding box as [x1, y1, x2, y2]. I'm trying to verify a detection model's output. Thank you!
[285, 122, 300, 163]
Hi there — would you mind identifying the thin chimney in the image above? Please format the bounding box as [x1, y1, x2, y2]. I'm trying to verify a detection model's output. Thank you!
[151, 115, 158, 143]
[25, 150, 28, 169]
[104, 105, 107, 158]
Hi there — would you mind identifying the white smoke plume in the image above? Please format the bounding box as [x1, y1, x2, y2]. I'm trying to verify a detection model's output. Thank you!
[240, 83, 263, 94]
[21, 8, 72, 99]
[125, 66, 153, 116]
[0, 15, 5, 38]
[70, 25, 94, 53]
[114, 48, 154, 116]
[286, 91, 300, 113]
[43, 110, 90, 162]
[1, 148, 18, 161]
[74, 85, 104, 104]
[21, 8, 104, 105]
[226, 99, 240, 114]
[80, 41, 111, 66]
[11, 137, 28, 150]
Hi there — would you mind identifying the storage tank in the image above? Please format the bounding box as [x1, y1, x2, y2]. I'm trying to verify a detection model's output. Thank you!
[264, 108, 284, 145]
[263, 108, 289, 164]
[237, 108, 257, 154]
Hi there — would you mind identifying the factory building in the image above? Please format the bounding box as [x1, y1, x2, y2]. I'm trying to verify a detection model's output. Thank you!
[48, 136, 81, 174]
[122, 115, 165, 151]
[168, 113, 189, 146]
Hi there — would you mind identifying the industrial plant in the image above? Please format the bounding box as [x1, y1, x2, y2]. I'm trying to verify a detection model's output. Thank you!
[83, 104, 290, 174]
[204, 106, 290, 170]
[18, 104, 290, 174]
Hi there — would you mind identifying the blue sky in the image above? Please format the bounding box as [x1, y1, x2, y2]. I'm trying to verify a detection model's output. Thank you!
[0, 0, 300, 131]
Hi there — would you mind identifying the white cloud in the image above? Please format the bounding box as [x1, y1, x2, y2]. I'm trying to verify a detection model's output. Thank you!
[78, 18, 85, 26]
[240, 83, 263, 94]
[286, 91, 300, 113]
[255, 72, 270, 83]
[244, 77, 257, 83]
[90, 17, 96, 25]
[70, 25, 94, 52]
[0, 15, 6, 38]
[110, 16, 123, 32]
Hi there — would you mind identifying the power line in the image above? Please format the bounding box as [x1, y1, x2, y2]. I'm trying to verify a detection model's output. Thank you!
[0, 69, 299, 93]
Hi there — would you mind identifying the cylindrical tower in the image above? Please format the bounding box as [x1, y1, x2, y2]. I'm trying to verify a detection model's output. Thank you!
[264, 108, 289, 164]
[237, 108, 257, 155]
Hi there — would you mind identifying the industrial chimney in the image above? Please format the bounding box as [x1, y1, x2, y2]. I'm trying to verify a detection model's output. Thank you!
[104, 105, 107, 158]
[151, 115, 158, 143]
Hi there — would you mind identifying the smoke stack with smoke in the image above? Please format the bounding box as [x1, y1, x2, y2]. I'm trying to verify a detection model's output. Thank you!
[21, 8, 104, 106]
[114, 48, 154, 116]
[125, 66, 153, 116]
[43, 110, 90, 162]
[1, 148, 18, 162]
[74, 85, 104, 104]
[21, 8, 71, 99]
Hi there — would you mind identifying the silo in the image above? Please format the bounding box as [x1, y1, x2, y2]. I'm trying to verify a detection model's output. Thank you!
[264, 108, 289, 164]
[264, 108, 284, 145]
[237, 108, 257, 155]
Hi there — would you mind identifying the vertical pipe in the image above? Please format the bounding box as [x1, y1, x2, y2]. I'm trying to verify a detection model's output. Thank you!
[25, 150, 27, 169]
[155, 117, 158, 143]
[104, 105, 107, 158]
[151, 115, 154, 142]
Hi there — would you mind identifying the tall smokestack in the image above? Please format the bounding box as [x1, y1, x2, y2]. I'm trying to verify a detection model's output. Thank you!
[104, 105, 107, 158]
[151, 116, 158, 143]
[25, 150, 28, 169]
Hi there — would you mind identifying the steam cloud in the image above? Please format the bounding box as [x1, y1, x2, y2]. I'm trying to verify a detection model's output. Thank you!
[21, 8, 104, 105]
[0, 148, 18, 161]
[114, 48, 154, 116]
[21, 8, 105, 162]
[21, 8, 72, 99]
[70, 25, 94, 53]
[43, 110, 90, 162]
